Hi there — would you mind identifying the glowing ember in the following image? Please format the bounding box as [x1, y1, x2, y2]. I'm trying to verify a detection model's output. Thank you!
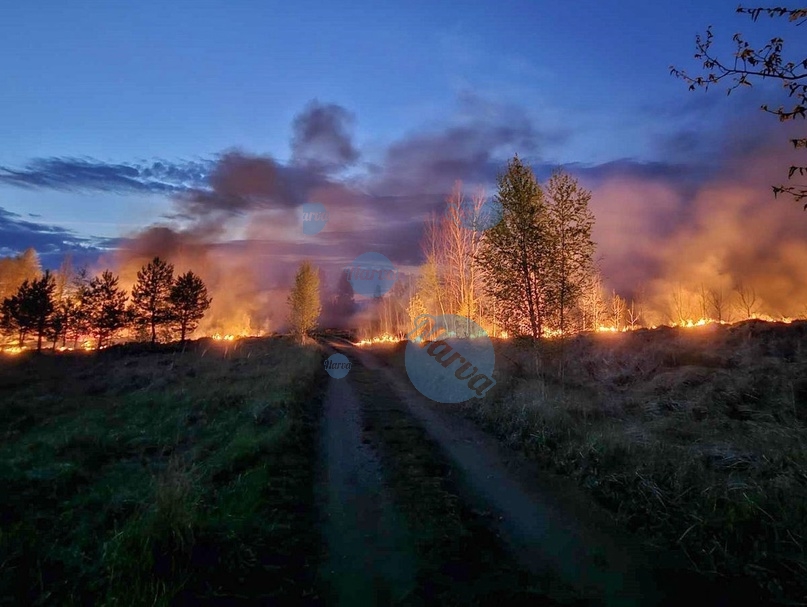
[355, 334, 401, 347]
[211, 333, 237, 341]
[2, 346, 24, 355]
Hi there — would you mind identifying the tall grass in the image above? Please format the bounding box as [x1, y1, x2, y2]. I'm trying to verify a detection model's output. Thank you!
[469, 322, 807, 603]
[0, 337, 325, 605]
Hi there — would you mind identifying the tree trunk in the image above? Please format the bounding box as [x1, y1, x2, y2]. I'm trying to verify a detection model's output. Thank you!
[151, 317, 157, 344]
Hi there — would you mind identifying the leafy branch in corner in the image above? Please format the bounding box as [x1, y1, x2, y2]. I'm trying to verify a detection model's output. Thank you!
[670, 5, 807, 206]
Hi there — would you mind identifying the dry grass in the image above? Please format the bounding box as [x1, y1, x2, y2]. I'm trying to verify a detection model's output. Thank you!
[370, 320, 807, 604]
[473, 321, 807, 604]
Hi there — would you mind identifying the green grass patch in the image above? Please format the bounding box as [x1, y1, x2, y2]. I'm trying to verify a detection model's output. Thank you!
[0, 338, 326, 606]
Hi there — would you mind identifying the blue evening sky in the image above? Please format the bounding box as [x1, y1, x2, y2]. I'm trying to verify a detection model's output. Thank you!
[0, 0, 798, 259]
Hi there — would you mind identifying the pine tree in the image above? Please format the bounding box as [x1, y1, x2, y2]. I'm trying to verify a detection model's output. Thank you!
[287, 261, 321, 340]
[85, 271, 128, 349]
[0, 271, 56, 350]
[169, 271, 212, 344]
[1, 290, 25, 346]
[477, 156, 552, 338]
[131, 257, 175, 344]
[28, 271, 56, 352]
[65, 267, 92, 348]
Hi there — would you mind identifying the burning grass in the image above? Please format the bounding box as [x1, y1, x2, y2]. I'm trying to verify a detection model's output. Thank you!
[0, 337, 326, 605]
[369, 319, 807, 604]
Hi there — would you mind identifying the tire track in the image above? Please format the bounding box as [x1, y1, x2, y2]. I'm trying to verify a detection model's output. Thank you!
[315, 348, 418, 606]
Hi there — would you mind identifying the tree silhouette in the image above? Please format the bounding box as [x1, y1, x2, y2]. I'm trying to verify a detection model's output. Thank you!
[169, 271, 212, 344]
[85, 271, 128, 349]
[131, 257, 175, 344]
[0, 271, 56, 351]
[65, 267, 92, 348]
[28, 271, 56, 352]
[1, 289, 26, 347]
[671, 6, 807, 205]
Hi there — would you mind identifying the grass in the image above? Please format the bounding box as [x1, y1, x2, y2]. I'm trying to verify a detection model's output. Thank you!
[370, 320, 807, 605]
[0, 336, 326, 606]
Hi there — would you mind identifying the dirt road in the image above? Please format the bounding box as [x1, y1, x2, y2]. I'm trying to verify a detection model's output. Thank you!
[315, 339, 736, 606]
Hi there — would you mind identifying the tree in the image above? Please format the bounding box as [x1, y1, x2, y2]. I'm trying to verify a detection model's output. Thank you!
[0, 248, 41, 301]
[545, 171, 595, 336]
[709, 287, 733, 323]
[169, 271, 212, 344]
[735, 282, 759, 319]
[1, 291, 25, 346]
[578, 272, 608, 331]
[131, 257, 175, 344]
[672, 6, 807, 205]
[287, 261, 321, 340]
[0, 271, 55, 351]
[626, 298, 643, 330]
[85, 271, 128, 349]
[611, 291, 627, 331]
[28, 271, 56, 352]
[65, 267, 92, 348]
[478, 156, 552, 339]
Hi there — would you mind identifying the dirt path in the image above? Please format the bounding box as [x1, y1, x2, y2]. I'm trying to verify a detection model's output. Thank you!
[317, 339, 733, 606]
[316, 363, 418, 606]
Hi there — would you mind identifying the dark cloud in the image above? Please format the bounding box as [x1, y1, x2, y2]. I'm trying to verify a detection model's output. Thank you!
[0, 157, 209, 194]
[291, 100, 359, 172]
[0, 207, 116, 269]
[173, 151, 323, 219]
[373, 116, 541, 198]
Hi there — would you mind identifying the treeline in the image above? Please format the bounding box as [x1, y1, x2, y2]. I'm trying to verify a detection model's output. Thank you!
[347, 156, 782, 340]
[0, 255, 211, 351]
[351, 156, 600, 340]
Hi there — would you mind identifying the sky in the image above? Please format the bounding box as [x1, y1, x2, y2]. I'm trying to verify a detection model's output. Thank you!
[1, 0, 806, 318]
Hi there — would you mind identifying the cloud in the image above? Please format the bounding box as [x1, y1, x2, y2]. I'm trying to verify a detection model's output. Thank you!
[0, 157, 209, 194]
[173, 151, 330, 222]
[290, 100, 359, 173]
[0, 206, 117, 269]
[8, 95, 806, 329]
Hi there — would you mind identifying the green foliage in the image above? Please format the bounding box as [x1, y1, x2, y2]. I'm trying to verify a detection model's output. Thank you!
[478, 155, 550, 338]
[131, 257, 175, 344]
[477, 157, 596, 339]
[169, 271, 211, 343]
[287, 260, 321, 339]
